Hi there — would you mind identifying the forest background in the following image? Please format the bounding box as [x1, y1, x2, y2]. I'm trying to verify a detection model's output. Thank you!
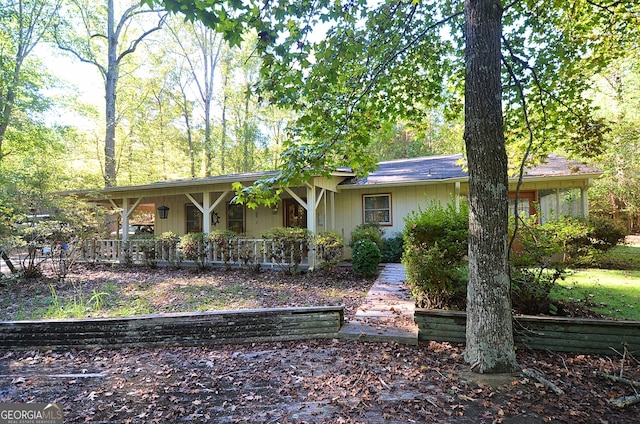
[0, 0, 639, 232]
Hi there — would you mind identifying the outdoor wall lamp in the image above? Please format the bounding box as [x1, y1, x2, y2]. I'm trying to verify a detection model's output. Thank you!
[157, 205, 170, 220]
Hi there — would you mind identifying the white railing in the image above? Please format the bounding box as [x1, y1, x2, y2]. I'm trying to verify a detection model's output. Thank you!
[78, 238, 313, 271]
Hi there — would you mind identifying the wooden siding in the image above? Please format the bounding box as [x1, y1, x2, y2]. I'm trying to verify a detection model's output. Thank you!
[335, 183, 457, 246]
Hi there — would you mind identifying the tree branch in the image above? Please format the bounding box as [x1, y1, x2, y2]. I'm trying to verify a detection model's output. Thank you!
[53, 27, 106, 77]
[116, 13, 168, 63]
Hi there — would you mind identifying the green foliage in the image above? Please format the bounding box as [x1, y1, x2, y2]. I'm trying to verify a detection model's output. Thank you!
[586, 216, 628, 252]
[208, 230, 238, 269]
[179, 232, 207, 269]
[381, 233, 404, 263]
[135, 237, 158, 268]
[513, 216, 628, 268]
[351, 239, 381, 278]
[158, 231, 181, 267]
[315, 230, 344, 271]
[349, 223, 383, 249]
[261, 227, 310, 274]
[402, 201, 469, 309]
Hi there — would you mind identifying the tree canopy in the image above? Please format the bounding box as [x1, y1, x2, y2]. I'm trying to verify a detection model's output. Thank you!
[148, 0, 640, 374]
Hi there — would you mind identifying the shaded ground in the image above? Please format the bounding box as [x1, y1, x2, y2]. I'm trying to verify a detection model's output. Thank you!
[1, 340, 639, 423]
[0, 265, 372, 321]
[1, 264, 639, 422]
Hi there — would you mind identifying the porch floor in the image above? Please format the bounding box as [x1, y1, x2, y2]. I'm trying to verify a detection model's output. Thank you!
[338, 263, 418, 345]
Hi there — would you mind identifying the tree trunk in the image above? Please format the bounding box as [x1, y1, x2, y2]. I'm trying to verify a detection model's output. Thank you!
[1, 251, 17, 274]
[104, 0, 118, 187]
[463, 0, 518, 374]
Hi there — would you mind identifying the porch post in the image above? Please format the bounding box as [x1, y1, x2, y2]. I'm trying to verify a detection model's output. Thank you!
[581, 185, 589, 218]
[122, 198, 130, 243]
[306, 184, 317, 270]
[329, 191, 335, 230]
[203, 192, 211, 234]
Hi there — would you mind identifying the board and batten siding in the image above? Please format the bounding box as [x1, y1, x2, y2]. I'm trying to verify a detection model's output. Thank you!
[334, 183, 458, 256]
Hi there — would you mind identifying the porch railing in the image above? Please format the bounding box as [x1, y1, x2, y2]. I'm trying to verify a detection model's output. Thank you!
[78, 238, 314, 270]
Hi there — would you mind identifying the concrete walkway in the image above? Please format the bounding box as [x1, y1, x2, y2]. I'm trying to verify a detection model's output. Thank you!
[338, 263, 419, 345]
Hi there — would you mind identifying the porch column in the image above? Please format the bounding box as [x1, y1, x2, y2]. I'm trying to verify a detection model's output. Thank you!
[122, 198, 130, 243]
[306, 184, 317, 270]
[581, 187, 589, 218]
[203, 193, 211, 234]
[329, 191, 335, 230]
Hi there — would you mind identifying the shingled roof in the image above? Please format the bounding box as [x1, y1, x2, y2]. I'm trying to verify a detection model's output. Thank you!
[340, 154, 601, 186]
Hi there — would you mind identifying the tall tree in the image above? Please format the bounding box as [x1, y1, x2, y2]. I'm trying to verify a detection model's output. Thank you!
[154, 0, 639, 373]
[463, 0, 515, 373]
[166, 17, 223, 177]
[588, 53, 640, 232]
[0, 0, 60, 159]
[55, 0, 166, 186]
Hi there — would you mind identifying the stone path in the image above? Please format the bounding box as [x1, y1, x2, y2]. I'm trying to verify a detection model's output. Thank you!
[338, 263, 418, 344]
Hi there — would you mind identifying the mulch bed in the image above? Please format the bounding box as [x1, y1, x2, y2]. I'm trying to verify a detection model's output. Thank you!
[1, 264, 639, 422]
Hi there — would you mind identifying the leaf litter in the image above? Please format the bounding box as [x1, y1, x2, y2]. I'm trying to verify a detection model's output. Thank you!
[0, 265, 639, 422]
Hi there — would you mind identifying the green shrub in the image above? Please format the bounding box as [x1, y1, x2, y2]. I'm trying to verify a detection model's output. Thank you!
[208, 230, 238, 269]
[158, 231, 180, 267]
[402, 201, 469, 308]
[509, 216, 568, 314]
[381, 233, 404, 263]
[262, 227, 310, 274]
[350, 223, 383, 249]
[351, 239, 381, 277]
[510, 267, 564, 315]
[137, 237, 158, 267]
[179, 232, 206, 269]
[587, 216, 628, 251]
[315, 230, 344, 270]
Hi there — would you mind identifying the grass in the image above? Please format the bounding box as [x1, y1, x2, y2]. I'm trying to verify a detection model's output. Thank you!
[552, 268, 640, 321]
[552, 242, 640, 321]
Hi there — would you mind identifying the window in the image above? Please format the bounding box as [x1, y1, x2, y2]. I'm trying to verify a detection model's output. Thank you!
[508, 191, 537, 219]
[363, 194, 392, 225]
[186, 205, 202, 233]
[284, 199, 307, 228]
[227, 203, 245, 233]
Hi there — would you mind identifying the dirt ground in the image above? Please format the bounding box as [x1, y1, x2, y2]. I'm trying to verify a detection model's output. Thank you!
[1, 265, 639, 423]
[1, 340, 639, 423]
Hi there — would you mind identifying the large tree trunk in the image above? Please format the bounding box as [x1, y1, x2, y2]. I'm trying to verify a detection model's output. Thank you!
[104, 0, 117, 187]
[463, 0, 518, 374]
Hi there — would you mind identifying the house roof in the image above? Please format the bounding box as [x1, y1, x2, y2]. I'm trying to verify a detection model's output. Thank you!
[66, 153, 601, 198]
[339, 154, 601, 187]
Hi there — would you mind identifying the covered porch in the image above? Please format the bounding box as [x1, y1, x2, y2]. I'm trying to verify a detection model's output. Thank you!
[74, 170, 354, 270]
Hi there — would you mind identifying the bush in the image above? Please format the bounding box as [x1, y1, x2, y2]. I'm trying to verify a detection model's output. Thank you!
[158, 231, 180, 267]
[136, 236, 158, 267]
[315, 230, 344, 270]
[351, 239, 381, 277]
[262, 227, 310, 274]
[208, 230, 238, 269]
[381, 233, 404, 263]
[509, 216, 569, 314]
[587, 216, 628, 251]
[402, 201, 469, 308]
[350, 223, 383, 249]
[179, 232, 207, 269]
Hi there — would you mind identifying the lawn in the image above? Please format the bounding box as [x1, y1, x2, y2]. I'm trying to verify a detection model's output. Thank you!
[553, 268, 640, 321]
[550, 241, 640, 321]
